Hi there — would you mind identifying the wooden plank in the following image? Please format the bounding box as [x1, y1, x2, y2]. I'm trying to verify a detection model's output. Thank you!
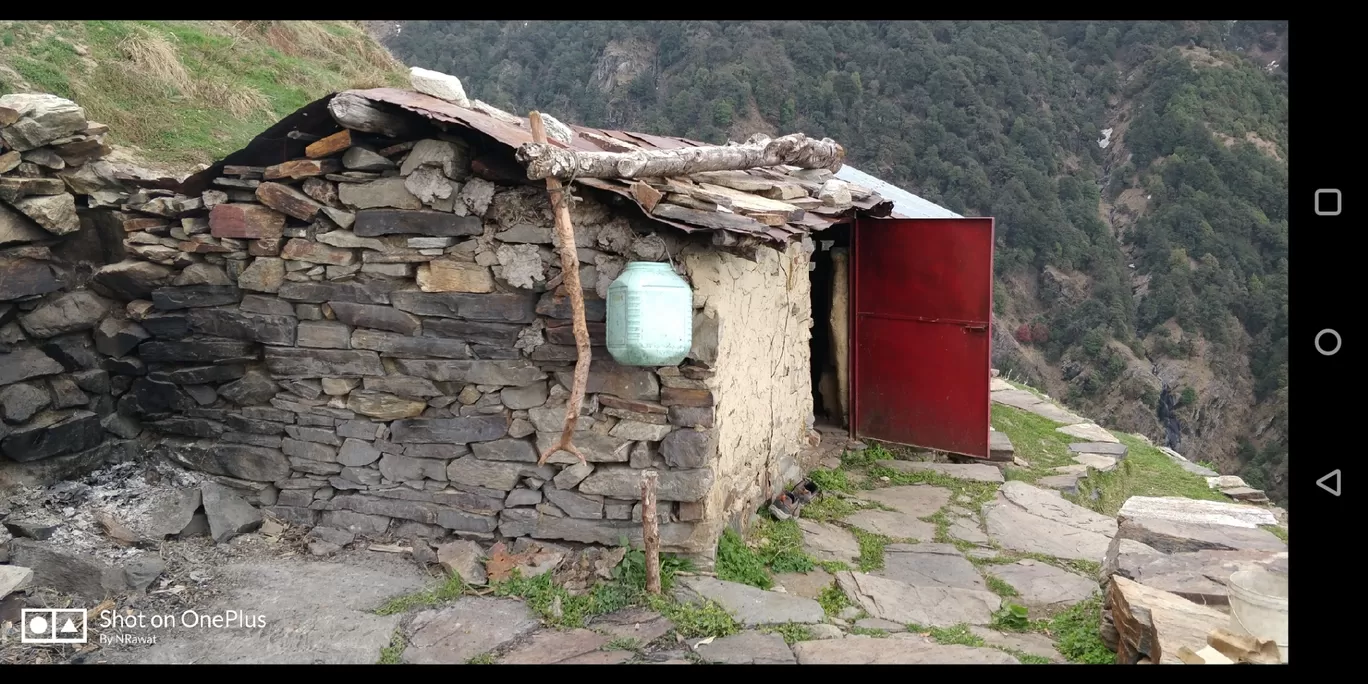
[263, 159, 341, 181]
[758, 183, 811, 200]
[664, 193, 724, 213]
[745, 211, 791, 227]
[694, 182, 804, 219]
[657, 179, 733, 209]
[650, 202, 768, 234]
[305, 129, 353, 158]
[687, 170, 776, 193]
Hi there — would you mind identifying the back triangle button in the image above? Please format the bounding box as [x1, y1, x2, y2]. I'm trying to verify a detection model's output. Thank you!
[1317, 469, 1341, 497]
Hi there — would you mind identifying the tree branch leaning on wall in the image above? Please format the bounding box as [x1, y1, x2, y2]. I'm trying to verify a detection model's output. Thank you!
[527, 111, 590, 467]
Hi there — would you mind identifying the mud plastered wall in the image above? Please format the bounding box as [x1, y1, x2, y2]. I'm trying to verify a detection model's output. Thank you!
[46, 113, 822, 557]
[685, 242, 813, 539]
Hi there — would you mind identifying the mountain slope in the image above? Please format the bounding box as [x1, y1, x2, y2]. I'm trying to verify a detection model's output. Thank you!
[381, 20, 1289, 503]
[1, 20, 405, 175]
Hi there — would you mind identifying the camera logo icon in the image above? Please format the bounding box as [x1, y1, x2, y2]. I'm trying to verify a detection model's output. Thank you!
[21, 609, 87, 644]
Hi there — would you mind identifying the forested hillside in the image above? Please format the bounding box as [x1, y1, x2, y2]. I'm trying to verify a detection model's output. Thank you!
[383, 21, 1289, 503]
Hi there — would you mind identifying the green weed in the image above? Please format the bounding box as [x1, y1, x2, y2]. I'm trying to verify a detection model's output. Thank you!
[927, 624, 985, 647]
[991, 603, 1035, 632]
[376, 629, 405, 664]
[817, 583, 852, 617]
[848, 627, 888, 637]
[716, 527, 773, 589]
[649, 595, 739, 639]
[604, 636, 642, 651]
[375, 572, 470, 616]
[1049, 596, 1115, 664]
[762, 622, 814, 644]
[808, 467, 854, 493]
[983, 573, 1019, 598]
[752, 518, 817, 574]
[799, 494, 859, 522]
[851, 528, 891, 571]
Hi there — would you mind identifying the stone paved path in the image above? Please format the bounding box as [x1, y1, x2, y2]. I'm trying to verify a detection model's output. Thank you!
[86, 375, 1279, 666]
[292, 385, 1287, 664]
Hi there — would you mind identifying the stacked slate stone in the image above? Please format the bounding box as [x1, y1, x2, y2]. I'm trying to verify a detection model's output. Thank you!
[1, 93, 145, 479]
[98, 110, 722, 553]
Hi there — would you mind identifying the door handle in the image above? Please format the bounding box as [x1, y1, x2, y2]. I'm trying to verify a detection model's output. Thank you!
[963, 324, 987, 333]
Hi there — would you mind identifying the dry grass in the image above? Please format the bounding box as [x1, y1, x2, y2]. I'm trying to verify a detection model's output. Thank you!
[117, 27, 194, 95]
[0, 20, 407, 171]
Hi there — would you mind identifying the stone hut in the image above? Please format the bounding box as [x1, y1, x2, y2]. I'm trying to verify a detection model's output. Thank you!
[2, 79, 992, 565]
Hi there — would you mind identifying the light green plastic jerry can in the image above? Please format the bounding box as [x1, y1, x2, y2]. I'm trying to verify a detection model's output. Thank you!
[606, 261, 693, 367]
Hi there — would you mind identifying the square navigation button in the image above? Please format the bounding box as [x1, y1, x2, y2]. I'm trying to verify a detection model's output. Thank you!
[1316, 189, 1342, 216]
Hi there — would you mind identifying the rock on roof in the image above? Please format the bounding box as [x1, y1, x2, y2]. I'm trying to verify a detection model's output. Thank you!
[179, 85, 951, 248]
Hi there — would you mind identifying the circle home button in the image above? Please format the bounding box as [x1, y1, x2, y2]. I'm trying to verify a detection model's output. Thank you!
[1315, 329, 1342, 356]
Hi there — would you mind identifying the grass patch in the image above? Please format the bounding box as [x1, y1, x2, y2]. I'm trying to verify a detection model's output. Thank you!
[376, 629, 405, 664]
[982, 596, 1113, 664]
[808, 467, 855, 493]
[989, 404, 1079, 478]
[850, 528, 891, 571]
[716, 527, 773, 589]
[753, 518, 818, 574]
[761, 622, 813, 644]
[926, 624, 985, 647]
[817, 583, 852, 617]
[376, 572, 469, 616]
[1068, 433, 1229, 517]
[716, 516, 826, 589]
[466, 652, 496, 664]
[0, 20, 406, 171]
[922, 509, 978, 550]
[1010, 650, 1053, 664]
[491, 544, 694, 628]
[604, 636, 642, 652]
[865, 462, 1000, 506]
[969, 549, 1100, 578]
[649, 595, 740, 639]
[378, 539, 700, 634]
[848, 626, 889, 637]
[799, 494, 860, 522]
[1263, 525, 1288, 543]
[982, 573, 1019, 598]
[1048, 596, 1115, 664]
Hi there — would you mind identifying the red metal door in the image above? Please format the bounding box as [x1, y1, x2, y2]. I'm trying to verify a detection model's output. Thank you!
[850, 217, 995, 458]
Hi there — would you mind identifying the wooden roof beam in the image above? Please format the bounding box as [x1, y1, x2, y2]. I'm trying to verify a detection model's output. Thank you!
[515, 133, 846, 182]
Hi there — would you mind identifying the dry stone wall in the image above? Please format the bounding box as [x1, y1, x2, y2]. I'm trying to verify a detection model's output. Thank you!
[62, 121, 739, 555]
[2, 93, 149, 487]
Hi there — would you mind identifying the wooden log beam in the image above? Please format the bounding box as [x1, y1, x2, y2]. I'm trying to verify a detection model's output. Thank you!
[516, 133, 846, 182]
[530, 110, 590, 468]
[642, 470, 661, 595]
[327, 92, 419, 139]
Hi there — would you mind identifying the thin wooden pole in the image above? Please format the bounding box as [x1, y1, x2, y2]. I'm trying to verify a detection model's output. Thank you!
[527, 110, 589, 467]
[641, 470, 661, 595]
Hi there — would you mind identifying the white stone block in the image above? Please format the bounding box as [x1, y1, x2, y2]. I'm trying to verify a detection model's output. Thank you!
[409, 67, 470, 107]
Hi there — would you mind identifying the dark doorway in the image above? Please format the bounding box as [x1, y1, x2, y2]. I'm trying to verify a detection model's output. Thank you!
[809, 223, 851, 428]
